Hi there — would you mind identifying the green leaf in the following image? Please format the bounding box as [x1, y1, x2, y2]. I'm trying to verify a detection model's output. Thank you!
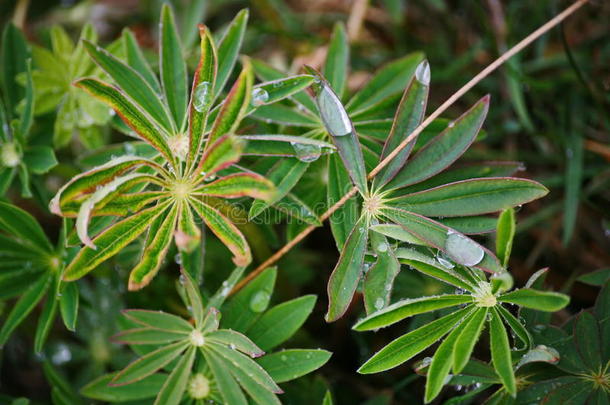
[323, 390, 334, 405]
[247, 75, 315, 114]
[358, 307, 470, 374]
[75, 78, 175, 164]
[363, 232, 400, 314]
[1, 23, 29, 119]
[19, 59, 34, 138]
[188, 25, 217, 165]
[180, 269, 205, 327]
[496, 208, 515, 268]
[122, 309, 193, 333]
[207, 61, 252, 146]
[63, 202, 170, 281]
[388, 178, 548, 217]
[247, 295, 316, 350]
[396, 254, 475, 292]
[438, 216, 497, 235]
[453, 307, 488, 373]
[496, 305, 532, 350]
[197, 134, 244, 176]
[251, 103, 320, 127]
[257, 349, 332, 383]
[0, 272, 50, 346]
[498, 288, 569, 311]
[382, 208, 503, 273]
[154, 345, 196, 405]
[0, 201, 53, 252]
[113, 328, 188, 345]
[196, 173, 276, 201]
[208, 266, 246, 309]
[386, 96, 490, 190]
[111, 340, 188, 386]
[83, 40, 173, 132]
[327, 153, 359, 250]
[128, 204, 178, 290]
[222, 267, 276, 332]
[376, 60, 429, 187]
[122, 28, 161, 93]
[23, 145, 57, 174]
[58, 280, 78, 331]
[563, 131, 583, 245]
[346, 52, 424, 116]
[489, 307, 516, 396]
[353, 295, 473, 331]
[189, 197, 251, 266]
[308, 67, 367, 194]
[34, 281, 59, 352]
[159, 4, 188, 129]
[326, 217, 369, 322]
[573, 311, 601, 371]
[82, 373, 167, 402]
[207, 329, 264, 358]
[425, 310, 470, 403]
[204, 350, 248, 405]
[323, 22, 348, 98]
[215, 9, 248, 96]
[577, 268, 610, 286]
[241, 133, 334, 157]
[249, 159, 308, 219]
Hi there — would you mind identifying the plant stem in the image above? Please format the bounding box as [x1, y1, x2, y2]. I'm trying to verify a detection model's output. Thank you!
[231, 0, 590, 295]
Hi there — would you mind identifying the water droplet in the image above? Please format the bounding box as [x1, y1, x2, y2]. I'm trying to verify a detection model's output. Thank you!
[376, 242, 388, 253]
[193, 81, 212, 112]
[290, 142, 321, 162]
[175, 253, 182, 265]
[315, 84, 351, 137]
[280, 354, 287, 361]
[444, 231, 484, 266]
[124, 143, 135, 155]
[249, 291, 270, 313]
[374, 298, 384, 310]
[51, 343, 72, 365]
[436, 252, 455, 269]
[229, 343, 236, 350]
[251, 88, 269, 107]
[384, 283, 392, 291]
[415, 60, 431, 86]
[447, 120, 455, 128]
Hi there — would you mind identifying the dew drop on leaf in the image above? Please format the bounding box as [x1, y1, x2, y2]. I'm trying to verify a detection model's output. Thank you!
[251, 88, 269, 107]
[175, 253, 183, 265]
[415, 60, 431, 86]
[444, 230, 484, 266]
[249, 290, 270, 313]
[436, 252, 455, 269]
[290, 142, 321, 162]
[374, 298, 385, 310]
[316, 84, 351, 137]
[193, 81, 212, 112]
[376, 242, 388, 253]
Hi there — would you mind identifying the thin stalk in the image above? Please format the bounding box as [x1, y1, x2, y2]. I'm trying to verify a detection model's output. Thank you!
[231, 0, 590, 294]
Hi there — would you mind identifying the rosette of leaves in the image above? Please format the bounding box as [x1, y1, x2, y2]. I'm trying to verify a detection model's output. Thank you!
[246, 22, 425, 233]
[304, 60, 550, 323]
[29, 24, 113, 148]
[0, 24, 57, 197]
[0, 202, 78, 352]
[81, 269, 330, 404]
[352, 209, 570, 402]
[47, 5, 326, 290]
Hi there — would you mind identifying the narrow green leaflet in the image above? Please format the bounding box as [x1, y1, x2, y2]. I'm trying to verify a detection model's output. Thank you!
[498, 288, 569, 311]
[489, 307, 516, 396]
[363, 232, 400, 314]
[82, 373, 166, 402]
[0, 201, 53, 252]
[386, 96, 490, 190]
[1, 23, 29, 118]
[59, 281, 79, 331]
[323, 22, 348, 98]
[34, 281, 59, 352]
[496, 305, 532, 350]
[189, 197, 251, 266]
[197, 134, 244, 176]
[83, 40, 173, 132]
[327, 153, 359, 250]
[326, 217, 369, 322]
[0, 272, 50, 346]
[307, 67, 368, 194]
[75, 79, 174, 164]
[113, 329, 189, 345]
[496, 208, 516, 268]
[111, 340, 189, 386]
[376, 60, 429, 187]
[358, 307, 469, 374]
[353, 295, 473, 331]
[246, 75, 315, 114]
[206, 330, 265, 358]
[453, 307, 488, 373]
[196, 173, 276, 200]
[64, 203, 170, 281]
[122, 29, 160, 93]
[204, 350, 248, 405]
[388, 178, 548, 217]
[257, 349, 332, 383]
[154, 345, 196, 405]
[247, 295, 316, 350]
[122, 310, 193, 333]
[160, 4, 188, 129]
[215, 9, 248, 96]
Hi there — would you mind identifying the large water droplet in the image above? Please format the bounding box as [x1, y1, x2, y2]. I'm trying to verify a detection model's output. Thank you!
[376, 242, 388, 253]
[316, 84, 351, 137]
[251, 88, 269, 107]
[444, 231, 484, 266]
[290, 142, 321, 162]
[193, 81, 212, 112]
[415, 60, 430, 86]
[249, 290, 270, 313]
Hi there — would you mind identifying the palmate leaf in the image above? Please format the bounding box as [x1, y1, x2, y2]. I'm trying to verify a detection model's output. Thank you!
[215, 9, 248, 97]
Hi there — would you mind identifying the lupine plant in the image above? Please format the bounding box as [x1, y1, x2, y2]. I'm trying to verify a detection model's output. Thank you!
[0, 2, 602, 404]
